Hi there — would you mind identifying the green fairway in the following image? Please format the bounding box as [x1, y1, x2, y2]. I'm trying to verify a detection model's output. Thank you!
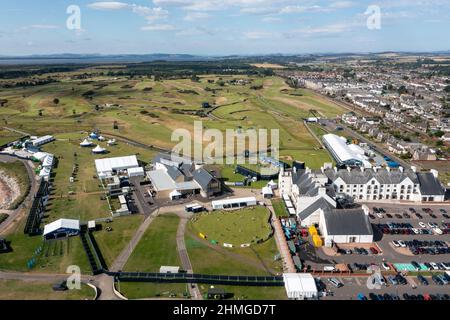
[0, 280, 95, 300]
[124, 214, 180, 272]
[189, 207, 272, 246]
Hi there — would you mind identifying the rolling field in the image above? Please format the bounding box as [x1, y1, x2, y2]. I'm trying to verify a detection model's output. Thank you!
[0, 73, 344, 167]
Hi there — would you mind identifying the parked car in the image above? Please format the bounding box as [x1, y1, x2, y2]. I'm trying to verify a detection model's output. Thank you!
[392, 240, 400, 247]
[432, 275, 444, 285]
[387, 275, 398, 285]
[395, 214, 403, 219]
[417, 275, 428, 286]
[370, 247, 379, 255]
[327, 278, 343, 288]
[419, 222, 427, 228]
[430, 262, 439, 270]
[415, 213, 423, 219]
[357, 293, 367, 300]
[398, 240, 407, 248]
[411, 261, 421, 271]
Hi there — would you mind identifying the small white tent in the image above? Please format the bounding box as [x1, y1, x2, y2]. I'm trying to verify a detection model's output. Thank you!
[80, 139, 93, 147]
[92, 145, 106, 154]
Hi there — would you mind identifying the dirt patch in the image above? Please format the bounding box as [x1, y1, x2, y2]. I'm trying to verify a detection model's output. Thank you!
[0, 170, 21, 210]
[215, 97, 228, 105]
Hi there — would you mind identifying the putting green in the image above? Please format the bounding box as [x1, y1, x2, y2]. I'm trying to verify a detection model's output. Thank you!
[189, 207, 272, 247]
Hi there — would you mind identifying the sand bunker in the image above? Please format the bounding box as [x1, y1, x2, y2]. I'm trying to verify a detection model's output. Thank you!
[0, 170, 21, 210]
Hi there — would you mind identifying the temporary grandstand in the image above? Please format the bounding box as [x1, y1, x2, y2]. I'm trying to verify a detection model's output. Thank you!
[322, 134, 372, 168]
[24, 180, 50, 236]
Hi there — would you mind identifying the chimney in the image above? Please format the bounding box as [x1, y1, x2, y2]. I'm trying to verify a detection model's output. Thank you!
[293, 167, 297, 173]
[360, 166, 364, 172]
[318, 187, 326, 196]
[386, 166, 391, 172]
[334, 166, 338, 173]
[411, 166, 417, 173]
[399, 166, 404, 173]
[347, 166, 352, 173]
[430, 169, 439, 178]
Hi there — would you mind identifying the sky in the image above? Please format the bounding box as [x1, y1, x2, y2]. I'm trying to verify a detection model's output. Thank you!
[0, 0, 450, 56]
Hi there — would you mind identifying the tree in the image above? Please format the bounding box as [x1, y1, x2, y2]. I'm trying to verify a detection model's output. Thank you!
[444, 85, 450, 93]
[53, 98, 60, 105]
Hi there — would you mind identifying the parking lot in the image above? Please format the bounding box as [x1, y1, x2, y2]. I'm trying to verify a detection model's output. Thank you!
[319, 274, 450, 300]
[300, 204, 450, 268]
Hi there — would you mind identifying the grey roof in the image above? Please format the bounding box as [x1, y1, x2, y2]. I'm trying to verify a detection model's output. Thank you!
[166, 166, 184, 181]
[292, 170, 318, 196]
[193, 168, 214, 190]
[153, 152, 193, 167]
[324, 209, 373, 236]
[324, 168, 419, 185]
[299, 198, 335, 221]
[417, 173, 444, 196]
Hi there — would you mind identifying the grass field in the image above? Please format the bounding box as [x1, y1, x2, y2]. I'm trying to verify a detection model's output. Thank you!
[189, 207, 272, 246]
[199, 284, 287, 300]
[0, 160, 31, 209]
[93, 215, 144, 268]
[185, 232, 285, 299]
[271, 199, 289, 218]
[0, 217, 90, 274]
[124, 214, 180, 272]
[118, 282, 189, 300]
[0, 280, 95, 300]
[0, 128, 23, 146]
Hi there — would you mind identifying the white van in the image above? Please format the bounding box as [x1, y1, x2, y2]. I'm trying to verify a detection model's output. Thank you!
[323, 265, 336, 272]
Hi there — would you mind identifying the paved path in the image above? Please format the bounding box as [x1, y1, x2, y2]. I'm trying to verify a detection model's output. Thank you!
[109, 212, 158, 272]
[265, 201, 296, 273]
[175, 213, 202, 300]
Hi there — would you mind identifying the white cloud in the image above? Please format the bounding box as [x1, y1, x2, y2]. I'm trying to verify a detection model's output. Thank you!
[26, 25, 60, 30]
[183, 12, 211, 21]
[261, 16, 281, 22]
[279, 5, 325, 14]
[243, 31, 277, 39]
[141, 24, 177, 31]
[87, 2, 129, 10]
[88, 2, 170, 28]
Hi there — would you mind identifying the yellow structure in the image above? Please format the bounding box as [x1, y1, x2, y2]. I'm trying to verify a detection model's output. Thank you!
[199, 233, 207, 240]
[312, 235, 323, 247]
[309, 226, 318, 236]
